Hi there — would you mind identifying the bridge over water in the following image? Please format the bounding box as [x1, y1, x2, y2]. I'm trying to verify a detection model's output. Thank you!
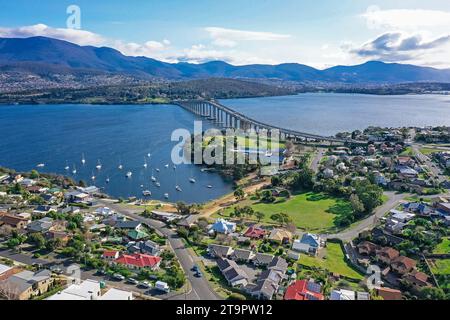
[174, 99, 367, 145]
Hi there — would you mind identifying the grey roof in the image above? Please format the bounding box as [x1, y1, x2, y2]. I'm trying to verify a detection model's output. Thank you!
[217, 257, 233, 272]
[249, 278, 277, 299]
[258, 269, 283, 284]
[5, 270, 52, 293]
[231, 249, 253, 261]
[208, 244, 232, 257]
[254, 253, 274, 265]
[27, 218, 53, 233]
[268, 256, 288, 274]
[115, 220, 142, 229]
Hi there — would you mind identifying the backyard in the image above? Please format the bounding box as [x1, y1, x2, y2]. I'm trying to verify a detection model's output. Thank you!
[433, 237, 450, 254]
[297, 242, 364, 281]
[215, 192, 353, 233]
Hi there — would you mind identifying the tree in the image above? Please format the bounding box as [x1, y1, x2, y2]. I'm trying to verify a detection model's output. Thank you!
[30, 170, 39, 179]
[261, 190, 276, 203]
[420, 287, 446, 300]
[234, 188, 245, 201]
[28, 233, 46, 250]
[270, 212, 292, 226]
[350, 193, 365, 216]
[271, 175, 282, 187]
[352, 179, 383, 214]
[291, 168, 314, 190]
[255, 211, 265, 223]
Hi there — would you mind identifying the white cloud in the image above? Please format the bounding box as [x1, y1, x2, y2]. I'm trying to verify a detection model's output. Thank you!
[362, 7, 450, 30]
[205, 27, 291, 47]
[0, 23, 105, 46]
[114, 39, 171, 58]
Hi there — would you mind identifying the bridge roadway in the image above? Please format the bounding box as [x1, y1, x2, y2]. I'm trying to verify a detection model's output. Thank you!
[173, 99, 367, 145]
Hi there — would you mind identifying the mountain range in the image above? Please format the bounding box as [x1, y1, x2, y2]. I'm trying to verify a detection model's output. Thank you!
[2, 36, 450, 84]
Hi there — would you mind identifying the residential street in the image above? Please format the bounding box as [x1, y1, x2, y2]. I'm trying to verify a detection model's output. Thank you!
[97, 200, 221, 300]
[310, 148, 326, 173]
[412, 143, 447, 184]
[326, 192, 409, 242]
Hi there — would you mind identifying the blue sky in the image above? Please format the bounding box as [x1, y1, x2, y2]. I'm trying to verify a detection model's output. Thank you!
[1, 0, 450, 68]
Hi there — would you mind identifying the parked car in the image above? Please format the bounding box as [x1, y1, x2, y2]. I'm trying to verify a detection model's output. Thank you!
[138, 281, 152, 289]
[194, 271, 203, 278]
[112, 273, 125, 281]
[126, 278, 139, 285]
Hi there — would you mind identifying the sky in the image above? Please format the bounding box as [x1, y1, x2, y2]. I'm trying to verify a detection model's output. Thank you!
[1, 0, 450, 69]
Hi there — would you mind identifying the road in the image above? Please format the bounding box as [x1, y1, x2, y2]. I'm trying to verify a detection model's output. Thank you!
[411, 143, 447, 184]
[326, 192, 409, 242]
[98, 200, 220, 300]
[310, 148, 326, 173]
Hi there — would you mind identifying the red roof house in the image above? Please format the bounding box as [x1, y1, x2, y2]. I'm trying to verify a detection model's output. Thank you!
[114, 253, 161, 270]
[284, 280, 324, 301]
[102, 250, 120, 260]
[243, 226, 266, 239]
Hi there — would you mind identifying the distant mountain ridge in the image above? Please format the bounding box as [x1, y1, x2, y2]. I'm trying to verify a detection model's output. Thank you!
[1, 36, 450, 83]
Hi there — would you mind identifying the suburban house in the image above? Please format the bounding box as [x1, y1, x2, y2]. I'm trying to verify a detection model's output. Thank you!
[253, 253, 275, 267]
[152, 211, 182, 223]
[113, 254, 161, 270]
[208, 244, 234, 258]
[127, 229, 149, 241]
[115, 220, 143, 231]
[391, 256, 417, 275]
[376, 247, 400, 265]
[268, 257, 288, 275]
[210, 219, 236, 234]
[357, 241, 380, 256]
[0, 214, 29, 229]
[376, 287, 403, 300]
[127, 240, 161, 256]
[0, 263, 16, 281]
[27, 217, 54, 233]
[402, 271, 433, 291]
[284, 280, 324, 300]
[177, 215, 197, 229]
[217, 258, 249, 288]
[436, 202, 450, 214]
[243, 226, 266, 239]
[46, 231, 71, 244]
[230, 249, 255, 263]
[389, 210, 416, 223]
[102, 250, 120, 261]
[292, 233, 323, 255]
[47, 279, 133, 300]
[330, 289, 370, 300]
[0, 269, 53, 300]
[268, 229, 293, 244]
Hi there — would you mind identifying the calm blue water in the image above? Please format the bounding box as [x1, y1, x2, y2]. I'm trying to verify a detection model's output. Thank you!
[221, 93, 450, 136]
[0, 104, 233, 203]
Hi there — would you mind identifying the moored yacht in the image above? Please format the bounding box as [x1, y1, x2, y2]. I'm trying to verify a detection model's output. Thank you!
[142, 190, 152, 196]
[96, 160, 102, 170]
[126, 171, 132, 178]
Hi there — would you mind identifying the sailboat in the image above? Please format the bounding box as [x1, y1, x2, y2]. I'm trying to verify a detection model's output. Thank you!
[155, 182, 161, 188]
[143, 158, 148, 169]
[72, 165, 77, 175]
[189, 168, 196, 183]
[36, 163, 45, 168]
[147, 152, 151, 158]
[142, 190, 152, 196]
[164, 193, 169, 199]
[91, 172, 96, 181]
[126, 171, 132, 178]
[155, 168, 160, 172]
[81, 153, 86, 165]
[64, 161, 70, 171]
[165, 164, 169, 168]
[106, 176, 110, 183]
[96, 160, 102, 170]
[175, 169, 182, 192]
[207, 185, 213, 189]
[151, 169, 157, 182]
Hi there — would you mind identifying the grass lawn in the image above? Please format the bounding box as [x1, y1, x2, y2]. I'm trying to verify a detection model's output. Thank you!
[419, 147, 442, 155]
[430, 259, 450, 276]
[216, 192, 353, 233]
[298, 242, 364, 280]
[433, 238, 450, 255]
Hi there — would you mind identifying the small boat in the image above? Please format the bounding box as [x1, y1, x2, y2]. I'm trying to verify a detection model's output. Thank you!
[207, 185, 213, 189]
[173, 165, 177, 170]
[155, 182, 161, 188]
[72, 165, 77, 175]
[147, 153, 151, 158]
[91, 175, 96, 181]
[36, 163, 45, 168]
[165, 164, 169, 168]
[151, 176, 157, 182]
[189, 178, 196, 183]
[126, 171, 132, 178]
[106, 177, 110, 183]
[64, 162, 70, 171]
[143, 158, 148, 169]
[155, 168, 160, 172]
[118, 164, 123, 170]
[142, 190, 152, 196]
[96, 160, 102, 170]
[81, 153, 86, 165]
[140, 184, 144, 188]
[164, 193, 169, 199]
[176, 185, 182, 192]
